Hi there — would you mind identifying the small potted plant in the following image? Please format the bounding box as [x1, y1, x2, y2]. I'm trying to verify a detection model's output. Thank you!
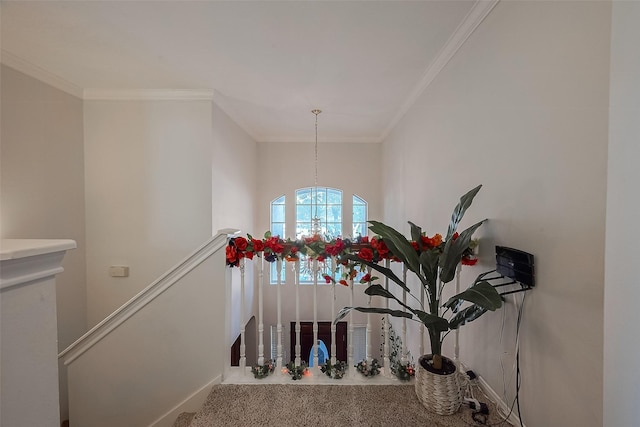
[337, 185, 502, 415]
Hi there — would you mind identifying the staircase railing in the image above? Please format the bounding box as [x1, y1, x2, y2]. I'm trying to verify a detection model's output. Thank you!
[59, 230, 236, 427]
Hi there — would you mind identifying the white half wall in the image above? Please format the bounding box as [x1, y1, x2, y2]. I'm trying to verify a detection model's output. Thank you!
[381, 2, 610, 426]
[84, 100, 213, 326]
[604, 2, 640, 426]
[0, 64, 86, 422]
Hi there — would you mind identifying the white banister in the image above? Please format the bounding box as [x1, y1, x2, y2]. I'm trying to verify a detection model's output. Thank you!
[312, 259, 319, 368]
[330, 257, 337, 365]
[276, 259, 283, 373]
[257, 255, 264, 366]
[366, 267, 372, 364]
[295, 260, 301, 366]
[239, 258, 246, 374]
[383, 259, 391, 377]
[348, 276, 355, 377]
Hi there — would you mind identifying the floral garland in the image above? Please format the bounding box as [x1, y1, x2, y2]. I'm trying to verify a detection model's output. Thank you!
[285, 361, 308, 380]
[251, 360, 275, 379]
[355, 358, 381, 377]
[394, 361, 415, 381]
[320, 360, 348, 379]
[226, 232, 479, 270]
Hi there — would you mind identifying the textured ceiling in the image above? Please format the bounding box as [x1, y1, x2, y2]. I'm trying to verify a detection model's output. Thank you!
[1, 1, 483, 142]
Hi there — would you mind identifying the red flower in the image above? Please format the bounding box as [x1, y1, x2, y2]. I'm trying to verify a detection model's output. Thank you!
[323, 275, 333, 284]
[234, 237, 248, 251]
[411, 241, 419, 251]
[317, 255, 325, 263]
[339, 279, 349, 287]
[226, 245, 238, 264]
[360, 273, 372, 283]
[290, 246, 299, 254]
[251, 238, 265, 252]
[452, 232, 459, 240]
[360, 236, 369, 244]
[245, 251, 254, 260]
[358, 247, 374, 262]
[461, 256, 478, 266]
[265, 237, 284, 254]
[371, 238, 389, 258]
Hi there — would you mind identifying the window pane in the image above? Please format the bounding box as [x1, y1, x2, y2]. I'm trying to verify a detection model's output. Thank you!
[327, 205, 342, 223]
[297, 188, 312, 204]
[313, 205, 326, 220]
[271, 223, 285, 238]
[297, 205, 311, 222]
[353, 205, 366, 223]
[328, 189, 342, 204]
[314, 188, 327, 204]
[326, 223, 342, 237]
[353, 222, 367, 238]
[271, 204, 285, 222]
[274, 195, 285, 205]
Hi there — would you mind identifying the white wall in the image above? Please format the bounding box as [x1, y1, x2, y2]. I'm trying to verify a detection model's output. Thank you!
[604, 2, 640, 426]
[0, 65, 86, 422]
[382, 2, 610, 426]
[84, 100, 213, 326]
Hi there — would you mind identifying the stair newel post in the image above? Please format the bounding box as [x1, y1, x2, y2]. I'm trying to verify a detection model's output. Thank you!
[383, 259, 391, 377]
[239, 257, 246, 374]
[348, 275, 355, 378]
[366, 266, 372, 364]
[276, 258, 283, 374]
[313, 258, 319, 369]
[258, 254, 264, 366]
[401, 264, 408, 365]
[330, 256, 337, 365]
[295, 259, 301, 366]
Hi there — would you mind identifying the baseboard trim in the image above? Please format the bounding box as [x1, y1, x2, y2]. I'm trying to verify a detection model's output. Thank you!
[475, 374, 525, 427]
[148, 375, 222, 427]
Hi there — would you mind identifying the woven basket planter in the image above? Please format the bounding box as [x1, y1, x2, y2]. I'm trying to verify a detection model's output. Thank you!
[414, 355, 465, 416]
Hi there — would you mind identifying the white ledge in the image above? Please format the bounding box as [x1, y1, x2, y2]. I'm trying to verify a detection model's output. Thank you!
[0, 239, 76, 261]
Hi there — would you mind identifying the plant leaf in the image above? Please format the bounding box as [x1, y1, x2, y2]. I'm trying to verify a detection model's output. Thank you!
[340, 254, 411, 294]
[335, 306, 412, 324]
[419, 249, 439, 290]
[409, 221, 422, 247]
[368, 221, 423, 282]
[439, 219, 485, 283]
[448, 305, 488, 329]
[364, 284, 416, 313]
[414, 310, 449, 333]
[444, 280, 503, 312]
[445, 185, 482, 241]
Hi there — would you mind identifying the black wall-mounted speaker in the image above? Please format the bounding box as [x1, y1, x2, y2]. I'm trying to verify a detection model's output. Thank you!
[495, 246, 535, 288]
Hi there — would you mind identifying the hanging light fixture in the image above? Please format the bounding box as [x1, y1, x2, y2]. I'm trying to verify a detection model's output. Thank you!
[311, 109, 322, 236]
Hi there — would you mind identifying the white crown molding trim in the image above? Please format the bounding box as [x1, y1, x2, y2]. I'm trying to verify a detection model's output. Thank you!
[379, 0, 500, 142]
[258, 136, 381, 144]
[83, 89, 214, 101]
[1, 50, 84, 99]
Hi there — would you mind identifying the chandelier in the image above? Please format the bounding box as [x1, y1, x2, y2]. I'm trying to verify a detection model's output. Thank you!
[311, 109, 322, 236]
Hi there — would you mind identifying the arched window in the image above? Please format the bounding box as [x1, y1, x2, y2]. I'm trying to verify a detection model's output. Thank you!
[269, 188, 367, 284]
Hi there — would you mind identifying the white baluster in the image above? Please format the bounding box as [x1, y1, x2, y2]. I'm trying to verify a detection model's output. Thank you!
[313, 259, 319, 369]
[454, 263, 462, 362]
[348, 275, 355, 377]
[276, 259, 283, 374]
[258, 254, 264, 366]
[366, 266, 372, 364]
[239, 258, 246, 374]
[401, 264, 407, 364]
[383, 259, 391, 377]
[330, 257, 337, 365]
[295, 260, 301, 366]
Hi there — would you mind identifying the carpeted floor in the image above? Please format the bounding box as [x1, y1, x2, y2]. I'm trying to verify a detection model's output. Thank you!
[178, 384, 512, 427]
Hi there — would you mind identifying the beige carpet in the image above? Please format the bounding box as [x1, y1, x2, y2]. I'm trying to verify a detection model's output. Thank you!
[178, 384, 512, 427]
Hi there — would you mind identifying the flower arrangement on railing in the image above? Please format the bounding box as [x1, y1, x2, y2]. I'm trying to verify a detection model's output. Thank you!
[285, 361, 309, 380]
[320, 360, 348, 379]
[394, 361, 416, 381]
[355, 358, 381, 377]
[226, 232, 479, 271]
[251, 360, 275, 379]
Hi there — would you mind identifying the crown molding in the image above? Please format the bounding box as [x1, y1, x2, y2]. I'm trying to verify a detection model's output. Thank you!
[379, 0, 500, 141]
[83, 89, 214, 101]
[1, 49, 84, 98]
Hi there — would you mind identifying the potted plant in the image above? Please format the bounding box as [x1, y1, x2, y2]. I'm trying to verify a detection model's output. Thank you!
[336, 185, 503, 415]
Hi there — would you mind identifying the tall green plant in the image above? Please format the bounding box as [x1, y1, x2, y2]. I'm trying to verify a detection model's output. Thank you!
[336, 185, 502, 370]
